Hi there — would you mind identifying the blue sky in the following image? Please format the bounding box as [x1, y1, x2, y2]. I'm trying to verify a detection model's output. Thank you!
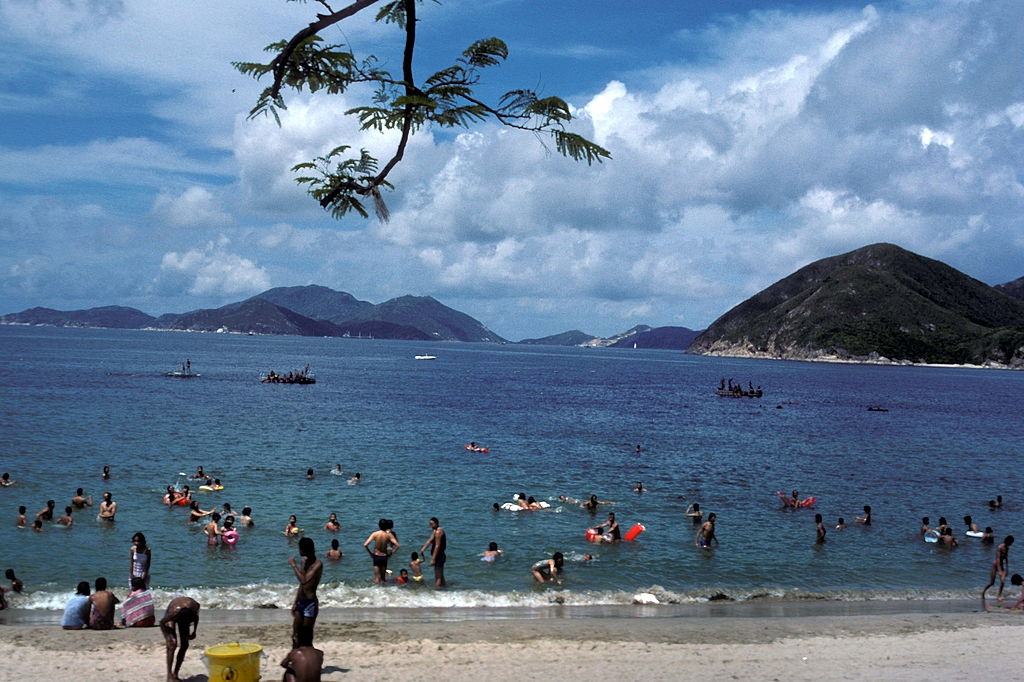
[2, 0, 1023, 339]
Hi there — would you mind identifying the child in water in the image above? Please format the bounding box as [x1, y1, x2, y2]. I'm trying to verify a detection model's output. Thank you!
[482, 542, 503, 562]
[16, 506, 26, 527]
[283, 515, 301, 537]
[836, 517, 846, 530]
[409, 552, 423, 582]
[396, 569, 409, 585]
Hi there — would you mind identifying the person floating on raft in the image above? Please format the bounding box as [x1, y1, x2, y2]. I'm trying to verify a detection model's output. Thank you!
[777, 489, 816, 509]
[465, 441, 489, 453]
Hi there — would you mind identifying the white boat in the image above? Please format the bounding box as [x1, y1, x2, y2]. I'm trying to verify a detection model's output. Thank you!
[414, 355, 437, 360]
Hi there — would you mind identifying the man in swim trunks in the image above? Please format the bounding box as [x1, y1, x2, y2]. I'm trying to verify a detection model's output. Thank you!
[594, 512, 621, 543]
[88, 576, 119, 630]
[696, 513, 718, 549]
[35, 499, 55, 522]
[983, 535, 1015, 610]
[815, 513, 826, 544]
[290, 536, 323, 648]
[364, 519, 398, 585]
[280, 644, 324, 682]
[71, 488, 93, 509]
[98, 492, 117, 521]
[160, 596, 200, 682]
[419, 517, 447, 587]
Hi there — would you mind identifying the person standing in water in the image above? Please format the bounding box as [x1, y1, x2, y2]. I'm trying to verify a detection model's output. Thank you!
[982, 535, 1014, 610]
[419, 517, 447, 587]
[363, 519, 398, 585]
[856, 505, 871, 526]
[101, 465, 110, 481]
[71, 488, 93, 509]
[130, 532, 152, 588]
[815, 513, 826, 544]
[98, 492, 116, 522]
[696, 513, 718, 549]
[289, 537, 323, 648]
[160, 596, 200, 682]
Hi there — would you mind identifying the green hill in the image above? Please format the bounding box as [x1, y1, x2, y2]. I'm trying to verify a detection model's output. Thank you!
[518, 330, 597, 346]
[255, 285, 375, 321]
[0, 305, 155, 329]
[335, 295, 505, 342]
[154, 298, 343, 336]
[690, 243, 1024, 366]
[996, 276, 1024, 301]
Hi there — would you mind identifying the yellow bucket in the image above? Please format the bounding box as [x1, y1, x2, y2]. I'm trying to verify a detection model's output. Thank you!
[204, 642, 263, 682]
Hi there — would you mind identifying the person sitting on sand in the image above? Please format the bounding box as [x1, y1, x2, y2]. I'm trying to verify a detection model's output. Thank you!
[815, 513, 826, 544]
[855, 505, 871, 526]
[239, 506, 254, 527]
[939, 527, 958, 548]
[326, 539, 342, 561]
[161, 596, 200, 682]
[696, 513, 719, 549]
[685, 503, 703, 524]
[324, 513, 341, 532]
[280, 644, 324, 682]
[348, 472, 361, 485]
[284, 515, 301, 537]
[0, 472, 13, 487]
[482, 542, 503, 562]
[982, 527, 995, 545]
[593, 512, 621, 543]
[964, 515, 980, 533]
[36, 499, 55, 522]
[6, 569, 23, 593]
[409, 552, 423, 582]
[61, 581, 91, 629]
[98, 492, 116, 522]
[920, 517, 931, 535]
[57, 505, 74, 527]
[121, 577, 155, 628]
[187, 501, 213, 524]
[531, 553, 564, 584]
[982, 535, 1014, 610]
[204, 513, 221, 546]
[88, 576, 119, 630]
[16, 506, 26, 527]
[71, 488, 93, 509]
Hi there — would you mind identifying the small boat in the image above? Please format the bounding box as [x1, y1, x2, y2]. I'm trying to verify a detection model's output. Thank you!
[715, 388, 763, 398]
[165, 370, 201, 378]
[867, 405, 889, 412]
[261, 365, 316, 385]
[414, 355, 437, 360]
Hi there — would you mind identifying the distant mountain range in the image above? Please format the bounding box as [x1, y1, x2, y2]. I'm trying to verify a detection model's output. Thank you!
[996, 276, 1024, 301]
[689, 243, 1024, 367]
[518, 324, 702, 350]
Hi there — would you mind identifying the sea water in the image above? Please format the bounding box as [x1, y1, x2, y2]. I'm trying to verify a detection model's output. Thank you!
[1, 326, 1022, 610]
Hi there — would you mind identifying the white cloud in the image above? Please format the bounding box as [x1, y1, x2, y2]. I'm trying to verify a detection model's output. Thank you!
[158, 237, 269, 297]
[152, 186, 232, 228]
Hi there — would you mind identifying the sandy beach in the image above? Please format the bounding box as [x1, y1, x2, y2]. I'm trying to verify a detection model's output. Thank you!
[2, 602, 1022, 681]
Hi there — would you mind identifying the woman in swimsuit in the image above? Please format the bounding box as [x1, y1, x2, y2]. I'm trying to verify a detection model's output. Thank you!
[283, 514, 302, 537]
[130, 532, 152, 588]
[324, 513, 341, 532]
[531, 552, 564, 584]
[363, 518, 399, 585]
[239, 506, 254, 527]
[482, 542, 503, 562]
[98, 492, 116, 522]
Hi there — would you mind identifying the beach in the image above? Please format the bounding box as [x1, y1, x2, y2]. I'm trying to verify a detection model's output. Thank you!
[2, 603, 1022, 681]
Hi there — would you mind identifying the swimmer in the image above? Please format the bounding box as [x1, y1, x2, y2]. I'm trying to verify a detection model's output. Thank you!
[326, 539, 342, 561]
[515, 493, 530, 509]
[989, 495, 1004, 510]
[32, 518, 43, 532]
[160, 596, 200, 682]
[410, 552, 423, 582]
[6, 569, 24, 593]
[71, 488, 93, 509]
[939, 527, 958, 548]
[280, 645, 324, 682]
[35, 499, 55, 522]
[98, 492, 117, 521]
[211, 478, 223, 491]
[396, 568, 410, 585]
[583, 495, 600, 514]
[187, 501, 214, 524]
[635, 443, 642, 456]
[937, 517, 949, 534]
[57, 506, 74, 528]
[835, 517, 847, 530]
[221, 502, 233, 517]
[348, 472, 361, 485]
[289, 537, 323, 648]
[815, 513, 826, 544]
[324, 512, 341, 532]
[855, 505, 871, 526]
[204, 513, 221, 546]
[685, 503, 703, 524]
[531, 552, 564, 584]
[696, 513, 718, 549]
[239, 506, 254, 527]
[482, 542, 503, 562]
[164, 486, 182, 505]
[102, 465, 110, 481]
[964, 515, 980, 533]
[492, 502, 500, 512]
[982, 535, 1014, 610]
[0, 472, 13, 487]
[284, 515, 301, 537]
[1010, 574, 1024, 610]
[558, 495, 581, 506]
[305, 468, 314, 481]
[583, 553, 594, 562]
[982, 527, 995, 545]
[190, 466, 205, 480]
[331, 464, 343, 476]
[633, 481, 647, 494]
[16, 506, 26, 528]
[920, 517, 931, 535]
[526, 496, 543, 510]
[593, 512, 621, 543]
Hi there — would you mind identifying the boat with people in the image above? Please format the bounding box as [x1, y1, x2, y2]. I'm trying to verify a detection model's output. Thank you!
[716, 378, 762, 398]
[260, 365, 316, 385]
[165, 359, 199, 378]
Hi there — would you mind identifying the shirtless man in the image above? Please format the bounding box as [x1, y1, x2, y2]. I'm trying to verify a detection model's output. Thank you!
[696, 513, 719, 549]
[98, 492, 117, 522]
[982, 535, 1015, 610]
[289, 537, 323, 648]
[36, 500, 55, 522]
[57, 506, 74, 527]
[594, 512, 621, 543]
[160, 596, 200, 682]
[280, 645, 324, 682]
[88, 576, 119, 630]
[0, 472, 13, 487]
[815, 513, 826, 544]
[363, 519, 398, 585]
[71, 488, 93, 509]
[419, 517, 447, 587]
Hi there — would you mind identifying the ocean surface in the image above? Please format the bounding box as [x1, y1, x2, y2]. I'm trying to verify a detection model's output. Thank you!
[1, 325, 1022, 610]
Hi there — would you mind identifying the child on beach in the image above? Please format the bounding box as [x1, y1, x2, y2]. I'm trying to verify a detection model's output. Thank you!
[531, 553, 564, 584]
[409, 552, 423, 582]
[60, 581, 90, 629]
[16, 506, 26, 527]
[88, 576, 119, 630]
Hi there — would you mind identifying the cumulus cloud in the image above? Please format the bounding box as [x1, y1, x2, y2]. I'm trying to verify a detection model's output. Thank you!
[157, 237, 269, 297]
[151, 186, 232, 228]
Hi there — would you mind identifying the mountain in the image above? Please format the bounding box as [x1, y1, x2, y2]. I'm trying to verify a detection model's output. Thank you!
[333, 320, 431, 340]
[609, 326, 702, 349]
[689, 243, 1024, 367]
[996, 276, 1024, 301]
[255, 285, 375, 321]
[336, 295, 506, 342]
[582, 325, 652, 348]
[519, 330, 598, 346]
[0, 305, 155, 329]
[154, 298, 343, 336]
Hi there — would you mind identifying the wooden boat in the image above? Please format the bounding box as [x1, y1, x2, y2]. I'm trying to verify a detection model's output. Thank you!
[165, 370, 200, 378]
[716, 388, 763, 398]
[261, 366, 316, 385]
